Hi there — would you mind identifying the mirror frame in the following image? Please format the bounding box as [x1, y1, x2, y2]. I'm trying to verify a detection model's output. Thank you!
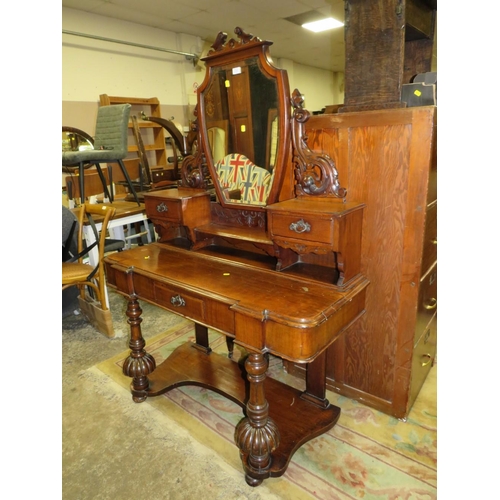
[185, 27, 291, 210]
[62, 126, 95, 172]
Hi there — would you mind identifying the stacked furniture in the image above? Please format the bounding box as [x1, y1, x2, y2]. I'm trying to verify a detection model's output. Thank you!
[99, 94, 181, 188]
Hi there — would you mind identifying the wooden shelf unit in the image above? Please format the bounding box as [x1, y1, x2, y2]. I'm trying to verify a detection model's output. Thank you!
[99, 94, 169, 170]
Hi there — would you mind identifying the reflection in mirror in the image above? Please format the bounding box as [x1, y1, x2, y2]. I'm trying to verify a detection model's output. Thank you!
[202, 55, 280, 206]
[215, 153, 274, 205]
[207, 121, 228, 164]
[266, 109, 278, 170]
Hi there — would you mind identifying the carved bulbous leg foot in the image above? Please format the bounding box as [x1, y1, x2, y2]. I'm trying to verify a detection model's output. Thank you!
[122, 268, 156, 402]
[235, 352, 280, 486]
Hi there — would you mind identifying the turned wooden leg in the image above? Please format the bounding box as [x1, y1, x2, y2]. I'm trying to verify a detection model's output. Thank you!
[121, 268, 156, 402]
[235, 352, 280, 486]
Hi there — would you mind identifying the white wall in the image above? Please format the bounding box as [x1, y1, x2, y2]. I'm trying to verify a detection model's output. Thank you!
[62, 7, 342, 130]
[63, 8, 202, 105]
[278, 58, 344, 113]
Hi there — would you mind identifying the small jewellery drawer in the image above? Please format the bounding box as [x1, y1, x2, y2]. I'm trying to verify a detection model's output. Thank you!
[270, 213, 334, 245]
[154, 283, 205, 323]
[144, 197, 182, 222]
[415, 263, 437, 338]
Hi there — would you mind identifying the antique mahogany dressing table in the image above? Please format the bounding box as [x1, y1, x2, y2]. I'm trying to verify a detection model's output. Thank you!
[104, 28, 369, 486]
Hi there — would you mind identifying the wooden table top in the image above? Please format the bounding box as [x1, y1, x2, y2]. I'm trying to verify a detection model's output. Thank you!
[104, 243, 369, 362]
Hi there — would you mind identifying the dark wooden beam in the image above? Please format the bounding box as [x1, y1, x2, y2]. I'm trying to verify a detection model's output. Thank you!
[341, 0, 436, 112]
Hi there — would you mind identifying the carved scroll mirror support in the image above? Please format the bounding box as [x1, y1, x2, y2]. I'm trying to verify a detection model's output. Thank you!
[291, 89, 346, 198]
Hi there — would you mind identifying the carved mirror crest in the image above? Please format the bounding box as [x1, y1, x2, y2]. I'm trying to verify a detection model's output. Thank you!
[182, 27, 291, 209]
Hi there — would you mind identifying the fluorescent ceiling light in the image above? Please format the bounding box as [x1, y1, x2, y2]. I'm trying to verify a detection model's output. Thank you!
[302, 17, 344, 33]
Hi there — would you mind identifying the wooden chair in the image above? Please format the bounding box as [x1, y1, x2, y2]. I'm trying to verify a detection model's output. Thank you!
[65, 169, 126, 253]
[130, 114, 177, 193]
[62, 203, 116, 337]
[62, 104, 140, 205]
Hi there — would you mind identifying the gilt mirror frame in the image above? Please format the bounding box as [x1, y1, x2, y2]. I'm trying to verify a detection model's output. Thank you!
[184, 27, 291, 211]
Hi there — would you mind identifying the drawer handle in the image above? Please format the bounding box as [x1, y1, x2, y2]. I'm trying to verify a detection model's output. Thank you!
[431, 238, 437, 245]
[423, 297, 437, 310]
[289, 219, 311, 234]
[156, 202, 169, 213]
[170, 294, 185, 307]
[421, 354, 432, 367]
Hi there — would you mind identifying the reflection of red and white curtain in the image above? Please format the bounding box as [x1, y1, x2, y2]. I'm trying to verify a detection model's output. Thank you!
[215, 153, 273, 205]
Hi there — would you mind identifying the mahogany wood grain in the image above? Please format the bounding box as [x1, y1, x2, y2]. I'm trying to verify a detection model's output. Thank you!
[144, 188, 211, 243]
[105, 243, 368, 363]
[145, 342, 340, 480]
[105, 27, 372, 485]
[104, 251, 356, 484]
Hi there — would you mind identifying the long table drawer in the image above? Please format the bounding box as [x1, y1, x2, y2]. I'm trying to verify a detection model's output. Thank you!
[154, 282, 205, 323]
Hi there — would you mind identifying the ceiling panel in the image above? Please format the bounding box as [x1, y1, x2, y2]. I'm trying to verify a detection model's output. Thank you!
[62, 0, 436, 73]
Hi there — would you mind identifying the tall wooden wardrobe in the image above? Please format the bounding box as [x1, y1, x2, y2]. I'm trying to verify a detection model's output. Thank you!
[287, 105, 437, 419]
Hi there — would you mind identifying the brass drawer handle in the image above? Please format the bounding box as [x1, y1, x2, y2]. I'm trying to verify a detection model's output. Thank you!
[423, 298, 437, 310]
[421, 354, 432, 367]
[156, 202, 169, 213]
[289, 219, 311, 234]
[170, 294, 185, 307]
[431, 238, 437, 245]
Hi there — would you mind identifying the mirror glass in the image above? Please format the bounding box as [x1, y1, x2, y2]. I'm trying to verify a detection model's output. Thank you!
[202, 56, 280, 206]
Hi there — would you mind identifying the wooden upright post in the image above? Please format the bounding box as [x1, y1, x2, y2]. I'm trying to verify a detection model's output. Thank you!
[341, 0, 436, 112]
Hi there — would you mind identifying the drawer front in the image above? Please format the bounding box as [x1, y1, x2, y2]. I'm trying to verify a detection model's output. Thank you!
[421, 202, 437, 273]
[145, 197, 182, 222]
[409, 313, 437, 408]
[415, 263, 437, 342]
[154, 283, 205, 323]
[270, 213, 334, 245]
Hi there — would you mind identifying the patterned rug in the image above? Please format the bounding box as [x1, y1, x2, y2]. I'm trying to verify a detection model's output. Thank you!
[95, 320, 437, 500]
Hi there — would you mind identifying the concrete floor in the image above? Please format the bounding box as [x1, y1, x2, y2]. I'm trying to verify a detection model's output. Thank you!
[62, 289, 285, 500]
